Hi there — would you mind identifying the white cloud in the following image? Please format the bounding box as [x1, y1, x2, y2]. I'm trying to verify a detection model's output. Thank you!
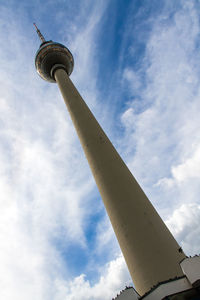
[123, 69, 141, 92]
[0, 2, 125, 299]
[166, 203, 200, 255]
[120, 0, 200, 251]
[156, 144, 200, 187]
[0, 96, 95, 299]
[94, 215, 120, 258]
[1, 0, 200, 299]
[171, 146, 200, 182]
[54, 255, 131, 300]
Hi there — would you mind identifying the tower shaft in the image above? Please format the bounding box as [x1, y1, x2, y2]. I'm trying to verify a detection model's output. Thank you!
[54, 68, 185, 295]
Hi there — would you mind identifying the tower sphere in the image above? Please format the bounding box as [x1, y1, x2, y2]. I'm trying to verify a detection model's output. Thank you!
[35, 41, 74, 83]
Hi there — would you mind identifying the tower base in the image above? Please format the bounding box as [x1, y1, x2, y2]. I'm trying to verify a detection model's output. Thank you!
[113, 256, 200, 300]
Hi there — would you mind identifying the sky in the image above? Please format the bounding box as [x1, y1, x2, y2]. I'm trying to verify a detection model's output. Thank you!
[0, 0, 200, 299]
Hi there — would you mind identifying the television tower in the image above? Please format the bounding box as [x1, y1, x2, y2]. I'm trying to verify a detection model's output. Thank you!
[34, 25, 200, 299]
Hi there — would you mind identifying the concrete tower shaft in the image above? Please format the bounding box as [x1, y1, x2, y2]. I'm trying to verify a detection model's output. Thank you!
[53, 69, 186, 295]
[34, 26, 186, 296]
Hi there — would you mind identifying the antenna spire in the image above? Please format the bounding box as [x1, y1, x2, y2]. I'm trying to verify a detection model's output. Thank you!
[33, 23, 46, 43]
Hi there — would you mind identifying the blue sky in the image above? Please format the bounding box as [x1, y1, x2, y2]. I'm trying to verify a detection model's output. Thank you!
[0, 1, 200, 299]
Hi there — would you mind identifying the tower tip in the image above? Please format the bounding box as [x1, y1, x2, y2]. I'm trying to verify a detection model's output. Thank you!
[33, 22, 37, 30]
[33, 23, 46, 43]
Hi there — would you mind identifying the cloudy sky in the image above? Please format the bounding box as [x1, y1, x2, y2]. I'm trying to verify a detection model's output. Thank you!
[0, 0, 200, 299]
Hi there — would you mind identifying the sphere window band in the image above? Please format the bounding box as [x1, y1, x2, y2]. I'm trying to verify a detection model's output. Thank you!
[35, 41, 74, 82]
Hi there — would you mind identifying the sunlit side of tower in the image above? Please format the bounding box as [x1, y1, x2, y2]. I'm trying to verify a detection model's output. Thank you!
[34, 25, 200, 299]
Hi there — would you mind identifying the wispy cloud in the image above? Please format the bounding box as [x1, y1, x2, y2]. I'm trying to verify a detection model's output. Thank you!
[120, 0, 200, 254]
[0, 1, 127, 299]
[53, 255, 131, 300]
[1, 0, 200, 299]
